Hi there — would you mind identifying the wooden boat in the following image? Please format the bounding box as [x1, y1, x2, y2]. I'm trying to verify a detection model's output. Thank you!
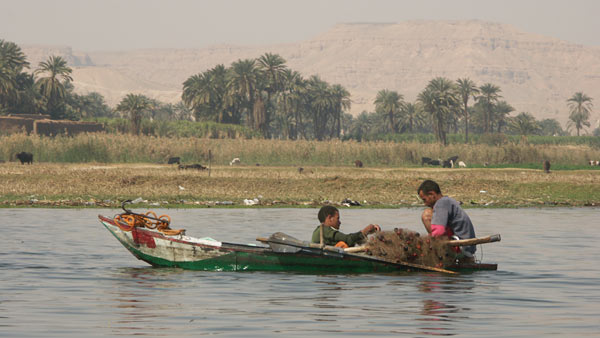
[99, 213, 498, 274]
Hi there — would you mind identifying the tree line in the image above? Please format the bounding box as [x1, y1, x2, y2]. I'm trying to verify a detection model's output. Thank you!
[1, 39, 596, 141]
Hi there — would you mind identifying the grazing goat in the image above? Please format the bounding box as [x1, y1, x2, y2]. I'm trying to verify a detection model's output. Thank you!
[16, 152, 33, 165]
[354, 160, 363, 168]
[167, 157, 181, 165]
[421, 157, 432, 165]
[589, 160, 600, 166]
[458, 161, 467, 168]
[442, 160, 453, 168]
[230, 158, 241, 166]
[428, 159, 441, 166]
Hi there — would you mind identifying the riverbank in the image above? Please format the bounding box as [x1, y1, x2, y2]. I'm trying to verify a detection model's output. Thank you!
[1, 163, 598, 208]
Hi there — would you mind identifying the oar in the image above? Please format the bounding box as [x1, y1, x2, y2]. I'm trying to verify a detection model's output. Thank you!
[348, 253, 457, 274]
[447, 234, 501, 246]
[256, 235, 342, 253]
[257, 234, 457, 274]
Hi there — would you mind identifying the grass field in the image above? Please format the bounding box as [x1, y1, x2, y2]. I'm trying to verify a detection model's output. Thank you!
[2, 133, 600, 168]
[1, 162, 598, 208]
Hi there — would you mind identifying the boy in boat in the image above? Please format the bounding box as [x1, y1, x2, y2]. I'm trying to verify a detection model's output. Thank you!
[312, 205, 380, 247]
[418, 179, 476, 261]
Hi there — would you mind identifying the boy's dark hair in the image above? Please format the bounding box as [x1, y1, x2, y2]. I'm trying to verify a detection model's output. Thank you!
[318, 205, 339, 223]
[418, 180, 441, 194]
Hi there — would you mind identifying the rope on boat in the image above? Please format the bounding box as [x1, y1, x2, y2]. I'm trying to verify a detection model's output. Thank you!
[113, 204, 185, 236]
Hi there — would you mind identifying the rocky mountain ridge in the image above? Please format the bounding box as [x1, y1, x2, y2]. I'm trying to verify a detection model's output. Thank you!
[20, 20, 600, 128]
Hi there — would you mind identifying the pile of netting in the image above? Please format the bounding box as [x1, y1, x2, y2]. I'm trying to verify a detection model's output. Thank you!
[363, 229, 457, 268]
[113, 211, 185, 236]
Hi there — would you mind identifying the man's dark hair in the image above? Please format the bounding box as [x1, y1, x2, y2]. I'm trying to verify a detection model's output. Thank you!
[418, 180, 441, 194]
[318, 205, 339, 223]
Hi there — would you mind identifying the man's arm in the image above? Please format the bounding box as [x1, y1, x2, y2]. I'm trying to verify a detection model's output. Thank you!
[332, 229, 366, 247]
[430, 198, 450, 237]
[430, 224, 447, 237]
[421, 208, 433, 234]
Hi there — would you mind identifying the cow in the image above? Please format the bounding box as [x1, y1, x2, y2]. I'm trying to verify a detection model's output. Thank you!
[16, 152, 33, 165]
[458, 161, 467, 168]
[354, 160, 363, 168]
[589, 160, 600, 166]
[421, 157, 432, 165]
[428, 159, 441, 166]
[442, 160, 453, 168]
[167, 157, 181, 165]
[543, 160, 551, 173]
[230, 158, 241, 166]
[178, 164, 207, 170]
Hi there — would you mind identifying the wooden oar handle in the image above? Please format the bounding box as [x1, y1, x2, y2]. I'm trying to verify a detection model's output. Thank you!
[447, 234, 501, 246]
[256, 237, 342, 252]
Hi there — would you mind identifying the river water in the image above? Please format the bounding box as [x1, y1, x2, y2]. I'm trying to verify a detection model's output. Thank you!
[1, 207, 598, 337]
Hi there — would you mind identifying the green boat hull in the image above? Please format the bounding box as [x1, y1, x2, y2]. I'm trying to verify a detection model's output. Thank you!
[99, 215, 497, 273]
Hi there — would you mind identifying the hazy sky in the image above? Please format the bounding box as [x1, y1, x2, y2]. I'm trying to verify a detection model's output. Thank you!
[2, 0, 599, 51]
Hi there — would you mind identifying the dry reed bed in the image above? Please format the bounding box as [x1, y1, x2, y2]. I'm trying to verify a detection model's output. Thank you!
[1, 133, 600, 166]
[1, 163, 598, 207]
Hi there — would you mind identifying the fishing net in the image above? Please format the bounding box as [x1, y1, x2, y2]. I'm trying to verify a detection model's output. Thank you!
[364, 229, 457, 268]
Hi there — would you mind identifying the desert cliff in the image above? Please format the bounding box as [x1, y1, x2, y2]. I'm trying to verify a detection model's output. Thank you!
[20, 20, 600, 128]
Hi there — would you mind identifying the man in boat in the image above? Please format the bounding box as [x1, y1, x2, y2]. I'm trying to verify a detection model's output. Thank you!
[311, 205, 380, 247]
[418, 179, 476, 261]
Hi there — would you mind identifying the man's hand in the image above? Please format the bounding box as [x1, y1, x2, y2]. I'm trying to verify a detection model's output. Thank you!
[362, 224, 381, 236]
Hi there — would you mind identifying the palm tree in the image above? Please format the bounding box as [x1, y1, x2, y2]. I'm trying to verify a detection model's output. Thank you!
[456, 78, 479, 143]
[374, 89, 403, 133]
[0, 40, 30, 107]
[539, 118, 564, 136]
[182, 72, 214, 119]
[0, 40, 29, 71]
[398, 102, 425, 133]
[182, 65, 230, 123]
[258, 53, 287, 136]
[257, 53, 286, 99]
[493, 101, 515, 133]
[348, 111, 373, 141]
[418, 77, 458, 145]
[567, 92, 593, 136]
[510, 112, 540, 143]
[477, 83, 502, 133]
[11, 72, 45, 114]
[330, 84, 351, 138]
[307, 75, 333, 140]
[276, 69, 306, 139]
[34, 55, 73, 118]
[0, 60, 17, 106]
[115, 93, 153, 135]
[227, 59, 263, 131]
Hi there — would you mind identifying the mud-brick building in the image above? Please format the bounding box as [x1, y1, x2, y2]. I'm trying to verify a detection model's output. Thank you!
[0, 114, 104, 136]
